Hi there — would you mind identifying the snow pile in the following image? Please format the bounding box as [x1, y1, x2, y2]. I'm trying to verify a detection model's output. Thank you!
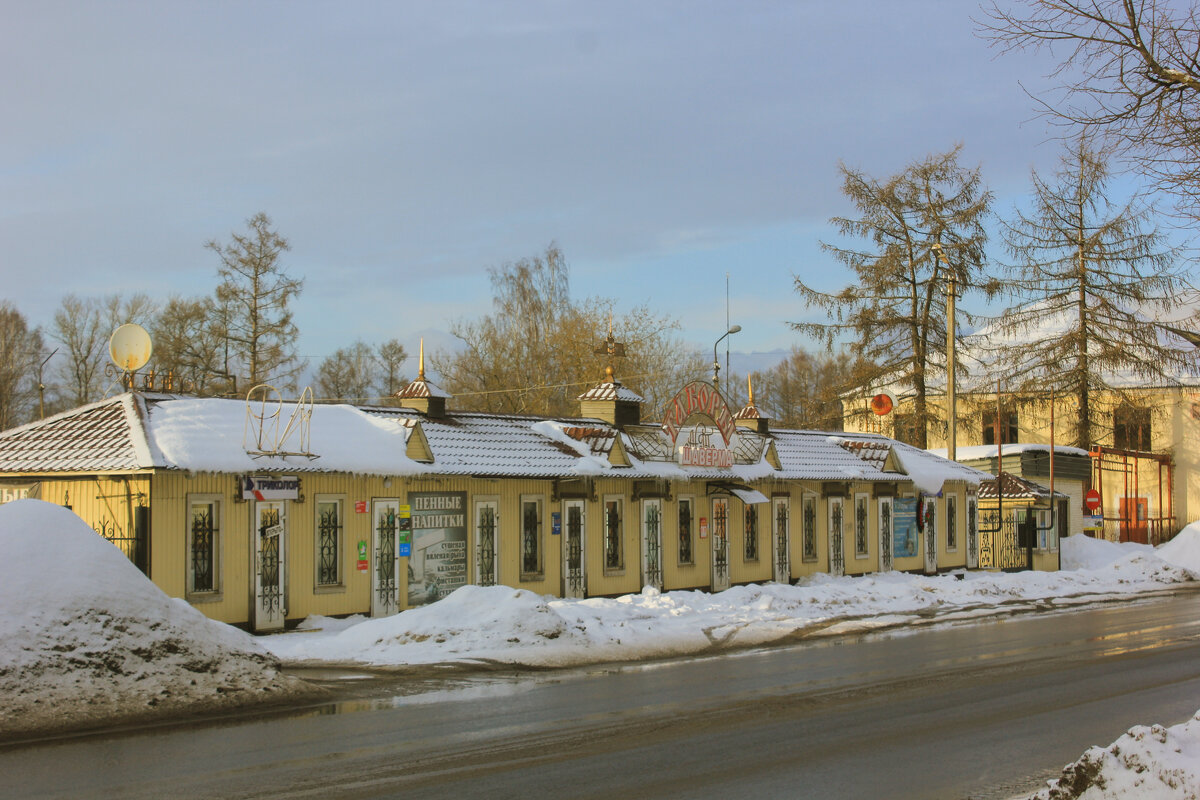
[265, 539, 1196, 670]
[1156, 522, 1200, 576]
[1027, 711, 1200, 799]
[1062, 535, 1155, 571]
[0, 500, 318, 739]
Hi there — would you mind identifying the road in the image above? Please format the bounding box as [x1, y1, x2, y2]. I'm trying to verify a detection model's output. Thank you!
[3, 593, 1200, 800]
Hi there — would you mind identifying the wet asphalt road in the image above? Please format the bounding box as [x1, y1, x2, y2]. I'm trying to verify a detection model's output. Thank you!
[3, 591, 1200, 800]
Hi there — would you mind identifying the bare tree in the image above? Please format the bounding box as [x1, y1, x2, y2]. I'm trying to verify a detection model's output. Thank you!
[792, 147, 993, 448]
[983, 137, 1195, 447]
[52, 294, 104, 406]
[433, 244, 705, 418]
[314, 341, 378, 403]
[979, 0, 1200, 211]
[739, 347, 869, 431]
[149, 296, 229, 395]
[209, 213, 303, 391]
[375, 339, 409, 403]
[0, 303, 45, 430]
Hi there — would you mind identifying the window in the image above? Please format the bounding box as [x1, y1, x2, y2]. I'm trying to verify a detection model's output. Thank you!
[744, 504, 759, 561]
[604, 496, 624, 571]
[925, 497, 938, 548]
[1113, 405, 1152, 451]
[982, 409, 1018, 444]
[802, 494, 817, 561]
[679, 497, 694, 565]
[188, 496, 220, 596]
[521, 496, 543, 577]
[315, 497, 343, 587]
[854, 494, 869, 558]
[946, 495, 958, 551]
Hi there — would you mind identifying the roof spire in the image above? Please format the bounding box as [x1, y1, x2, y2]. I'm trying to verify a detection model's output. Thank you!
[747, 374, 755, 406]
[418, 338, 426, 382]
[592, 311, 626, 384]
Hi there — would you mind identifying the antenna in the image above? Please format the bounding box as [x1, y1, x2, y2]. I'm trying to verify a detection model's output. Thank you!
[109, 324, 152, 372]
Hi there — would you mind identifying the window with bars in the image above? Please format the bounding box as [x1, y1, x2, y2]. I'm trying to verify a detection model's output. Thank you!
[1113, 404, 1152, 451]
[802, 495, 817, 561]
[604, 497, 624, 571]
[521, 497, 543, 577]
[982, 409, 1019, 445]
[946, 495, 958, 551]
[855, 495, 869, 557]
[188, 497, 219, 595]
[744, 504, 759, 561]
[316, 498, 343, 586]
[679, 497, 694, 565]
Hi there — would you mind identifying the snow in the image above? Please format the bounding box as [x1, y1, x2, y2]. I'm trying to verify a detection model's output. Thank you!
[5, 497, 1200, 797]
[0, 500, 319, 739]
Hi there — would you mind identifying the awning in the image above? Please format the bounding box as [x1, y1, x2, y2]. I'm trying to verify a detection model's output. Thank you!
[708, 481, 769, 504]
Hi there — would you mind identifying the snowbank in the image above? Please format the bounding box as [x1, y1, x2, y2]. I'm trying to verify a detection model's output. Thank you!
[265, 534, 1196, 670]
[1027, 711, 1200, 799]
[1155, 522, 1200, 576]
[0, 500, 319, 739]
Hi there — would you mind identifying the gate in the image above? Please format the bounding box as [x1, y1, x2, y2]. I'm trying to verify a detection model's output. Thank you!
[563, 499, 586, 598]
[372, 499, 400, 616]
[978, 511, 1031, 571]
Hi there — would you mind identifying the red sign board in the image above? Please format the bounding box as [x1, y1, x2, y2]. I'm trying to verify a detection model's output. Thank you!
[1084, 489, 1102, 512]
[355, 500, 368, 514]
[662, 381, 736, 446]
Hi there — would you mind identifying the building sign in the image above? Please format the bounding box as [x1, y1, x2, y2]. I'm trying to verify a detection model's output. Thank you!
[0, 482, 40, 505]
[407, 491, 467, 607]
[241, 476, 299, 501]
[893, 497, 919, 558]
[677, 425, 733, 468]
[662, 381, 736, 446]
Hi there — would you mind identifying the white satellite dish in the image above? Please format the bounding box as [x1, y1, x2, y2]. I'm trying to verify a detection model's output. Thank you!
[109, 324, 153, 372]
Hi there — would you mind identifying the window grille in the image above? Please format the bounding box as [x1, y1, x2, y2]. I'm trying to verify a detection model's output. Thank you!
[317, 500, 341, 586]
[190, 501, 217, 593]
[679, 498, 693, 564]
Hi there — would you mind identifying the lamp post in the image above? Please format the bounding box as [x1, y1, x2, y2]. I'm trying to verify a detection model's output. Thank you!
[932, 242, 957, 461]
[713, 325, 741, 396]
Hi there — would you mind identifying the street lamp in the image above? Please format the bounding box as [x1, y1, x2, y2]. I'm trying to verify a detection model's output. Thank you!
[713, 324, 741, 395]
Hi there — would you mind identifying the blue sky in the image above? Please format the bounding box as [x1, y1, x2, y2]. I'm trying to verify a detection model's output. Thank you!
[2, 1, 1097, 379]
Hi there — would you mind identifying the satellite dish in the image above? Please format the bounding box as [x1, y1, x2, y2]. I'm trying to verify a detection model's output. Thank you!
[109, 324, 153, 372]
[869, 392, 895, 416]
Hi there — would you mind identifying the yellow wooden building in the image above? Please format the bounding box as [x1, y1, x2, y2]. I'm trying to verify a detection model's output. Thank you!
[0, 371, 993, 632]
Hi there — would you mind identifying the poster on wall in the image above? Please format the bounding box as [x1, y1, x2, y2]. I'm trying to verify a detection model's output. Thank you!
[407, 491, 468, 606]
[0, 482, 40, 505]
[893, 497, 919, 558]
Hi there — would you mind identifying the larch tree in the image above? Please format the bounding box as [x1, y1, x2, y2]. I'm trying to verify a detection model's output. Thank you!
[985, 138, 1196, 447]
[792, 146, 993, 448]
[433, 243, 705, 418]
[979, 0, 1200, 214]
[0, 303, 45, 430]
[209, 213, 303, 392]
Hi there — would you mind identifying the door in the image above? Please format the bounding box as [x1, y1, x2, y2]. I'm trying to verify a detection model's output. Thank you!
[372, 499, 400, 617]
[772, 497, 790, 584]
[641, 499, 663, 591]
[878, 496, 894, 572]
[475, 499, 498, 588]
[966, 495, 979, 569]
[828, 497, 845, 578]
[1119, 496, 1148, 544]
[562, 499, 586, 598]
[923, 496, 938, 574]
[711, 497, 730, 592]
[253, 500, 286, 632]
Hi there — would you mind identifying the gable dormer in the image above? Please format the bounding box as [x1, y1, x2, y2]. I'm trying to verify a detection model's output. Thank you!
[734, 376, 769, 434]
[395, 339, 452, 418]
[578, 367, 643, 427]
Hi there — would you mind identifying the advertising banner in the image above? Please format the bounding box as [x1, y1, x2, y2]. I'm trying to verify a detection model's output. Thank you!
[241, 476, 299, 501]
[893, 497, 919, 558]
[407, 491, 468, 606]
[0, 482, 40, 505]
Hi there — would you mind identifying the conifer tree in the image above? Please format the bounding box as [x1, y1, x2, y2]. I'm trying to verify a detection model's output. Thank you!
[792, 147, 993, 447]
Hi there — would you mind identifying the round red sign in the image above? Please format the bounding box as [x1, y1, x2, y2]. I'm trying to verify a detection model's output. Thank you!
[1084, 489, 1102, 512]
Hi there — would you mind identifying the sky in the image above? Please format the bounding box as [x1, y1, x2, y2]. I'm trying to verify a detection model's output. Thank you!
[2, 1, 1084, 381]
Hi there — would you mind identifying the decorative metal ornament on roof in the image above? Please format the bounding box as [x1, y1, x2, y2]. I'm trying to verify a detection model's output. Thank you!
[243, 384, 318, 459]
[593, 312, 627, 381]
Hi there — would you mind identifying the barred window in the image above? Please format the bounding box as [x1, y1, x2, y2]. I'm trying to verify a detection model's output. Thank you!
[188, 498, 219, 594]
[316, 498, 343, 586]
[521, 497, 543, 577]
[679, 498, 694, 565]
[744, 504, 759, 561]
[946, 495, 958, 551]
[1113, 405, 1152, 451]
[802, 495, 817, 561]
[604, 497, 624, 571]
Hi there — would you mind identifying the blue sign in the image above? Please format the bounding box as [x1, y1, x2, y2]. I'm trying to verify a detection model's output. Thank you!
[552, 511, 562, 536]
[398, 542, 412, 557]
[893, 498, 919, 558]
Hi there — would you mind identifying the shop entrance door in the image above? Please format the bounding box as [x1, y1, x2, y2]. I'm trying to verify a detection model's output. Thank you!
[372, 499, 401, 617]
[641, 499, 663, 591]
[562, 499, 586, 598]
[711, 497, 730, 592]
[772, 497, 790, 584]
[253, 500, 286, 632]
[878, 497, 894, 572]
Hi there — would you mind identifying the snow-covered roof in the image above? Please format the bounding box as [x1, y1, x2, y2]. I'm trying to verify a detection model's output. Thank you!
[929, 443, 1091, 461]
[0, 393, 989, 491]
